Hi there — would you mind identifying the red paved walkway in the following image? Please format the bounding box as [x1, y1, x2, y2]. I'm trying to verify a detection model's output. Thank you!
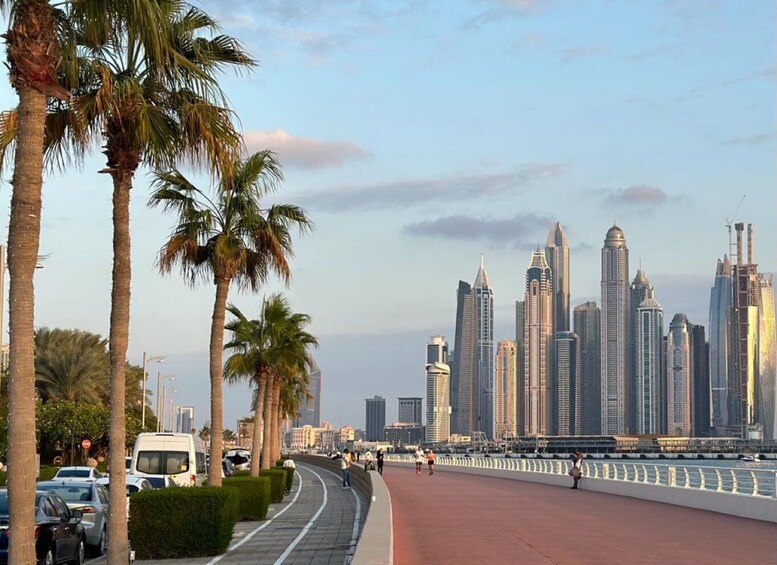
[383, 465, 777, 564]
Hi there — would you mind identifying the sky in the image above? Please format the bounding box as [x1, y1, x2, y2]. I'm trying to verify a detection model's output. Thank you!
[0, 0, 775, 431]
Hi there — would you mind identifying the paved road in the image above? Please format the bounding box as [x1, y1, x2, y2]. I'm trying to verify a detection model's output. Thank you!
[383, 464, 777, 564]
[88, 464, 366, 565]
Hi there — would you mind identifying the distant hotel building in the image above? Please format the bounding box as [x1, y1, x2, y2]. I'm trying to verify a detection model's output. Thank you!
[555, 332, 580, 435]
[474, 256, 494, 438]
[634, 297, 663, 434]
[545, 223, 571, 432]
[524, 250, 553, 435]
[758, 275, 776, 439]
[365, 396, 386, 441]
[601, 225, 630, 434]
[691, 324, 711, 437]
[176, 406, 195, 434]
[426, 335, 451, 443]
[667, 314, 693, 436]
[493, 340, 517, 439]
[574, 302, 601, 435]
[629, 269, 654, 433]
[398, 397, 423, 425]
[708, 256, 732, 434]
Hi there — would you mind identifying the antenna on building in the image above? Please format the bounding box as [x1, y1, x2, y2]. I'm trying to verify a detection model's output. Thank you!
[725, 194, 746, 273]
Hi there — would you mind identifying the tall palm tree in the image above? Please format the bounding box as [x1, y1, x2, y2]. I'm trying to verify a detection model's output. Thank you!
[276, 366, 311, 461]
[0, 3, 162, 560]
[150, 151, 312, 485]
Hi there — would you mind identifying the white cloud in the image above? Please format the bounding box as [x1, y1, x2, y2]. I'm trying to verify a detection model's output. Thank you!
[244, 129, 370, 170]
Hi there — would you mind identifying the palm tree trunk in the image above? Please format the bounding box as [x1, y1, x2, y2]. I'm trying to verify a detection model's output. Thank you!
[249, 377, 266, 477]
[270, 380, 282, 465]
[107, 171, 132, 565]
[274, 394, 283, 463]
[208, 277, 231, 486]
[260, 376, 273, 469]
[6, 84, 47, 565]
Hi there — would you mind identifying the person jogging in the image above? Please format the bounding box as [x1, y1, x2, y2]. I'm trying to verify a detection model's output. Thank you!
[427, 449, 436, 475]
[414, 447, 425, 475]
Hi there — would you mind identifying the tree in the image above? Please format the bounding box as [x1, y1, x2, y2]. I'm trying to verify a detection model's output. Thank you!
[224, 295, 316, 472]
[222, 428, 236, 442]
[150, 151, 312, 486]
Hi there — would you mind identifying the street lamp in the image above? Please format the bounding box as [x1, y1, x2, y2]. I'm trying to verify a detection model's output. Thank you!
[141, 353, 165, 429]
[156, 374, 174, 432]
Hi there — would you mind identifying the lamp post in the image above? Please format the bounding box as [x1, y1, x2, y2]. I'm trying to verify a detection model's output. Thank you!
[141, 353, 165, 430]
[156, 374, 174, 432]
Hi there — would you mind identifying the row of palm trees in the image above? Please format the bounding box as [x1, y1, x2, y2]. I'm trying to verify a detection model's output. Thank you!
[0, 1, 312, 563]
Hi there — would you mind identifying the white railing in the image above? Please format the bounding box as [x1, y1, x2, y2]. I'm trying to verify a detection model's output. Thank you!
[386, 455, 777, 498]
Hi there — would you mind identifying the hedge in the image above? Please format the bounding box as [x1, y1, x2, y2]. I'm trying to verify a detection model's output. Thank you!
[232, 470, 251, 478]
[223, 477, 271, 520]
[128, 487, 239, 559]
[38, 466, 58, 481]
[275, 464, 295, 492]
[262, 468, 286, 503]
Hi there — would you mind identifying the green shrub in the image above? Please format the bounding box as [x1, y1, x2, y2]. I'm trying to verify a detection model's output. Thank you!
[0, 471, 5, 486]
[38, 466, 58, 481]
[223, 477, 271, 520]
[261, 468, 286, 503]
[128, 487, 239, 559]
[232, 470, 251, 477]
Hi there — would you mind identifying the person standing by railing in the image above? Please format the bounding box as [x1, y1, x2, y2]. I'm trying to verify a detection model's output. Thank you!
[341, 449, 352, 489]
[569, 451, 583, 489]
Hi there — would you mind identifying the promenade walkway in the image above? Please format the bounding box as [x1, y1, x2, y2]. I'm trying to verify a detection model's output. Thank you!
[383, 463, 777, 564]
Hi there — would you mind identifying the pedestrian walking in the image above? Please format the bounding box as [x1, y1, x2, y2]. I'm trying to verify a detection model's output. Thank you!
[569, 450, 583, 489]
[341, 449, 352, 489]
[364, 449, 373, 471]
[427, 449, 436, 475]
[414, 447, 425, 476]
[376, 449, 384, 475]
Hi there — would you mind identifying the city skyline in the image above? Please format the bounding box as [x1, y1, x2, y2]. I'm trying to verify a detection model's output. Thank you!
[0, 1, 772, 430]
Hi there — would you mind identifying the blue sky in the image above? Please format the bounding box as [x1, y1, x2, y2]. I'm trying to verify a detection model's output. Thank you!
[0, 0, 774, 431]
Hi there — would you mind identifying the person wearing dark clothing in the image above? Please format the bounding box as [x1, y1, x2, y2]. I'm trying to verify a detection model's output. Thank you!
[570, 451, 583, 489]
[376, 449, 384, 475]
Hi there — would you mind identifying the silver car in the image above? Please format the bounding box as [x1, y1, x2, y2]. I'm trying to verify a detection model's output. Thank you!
[37, 480, 109, 556]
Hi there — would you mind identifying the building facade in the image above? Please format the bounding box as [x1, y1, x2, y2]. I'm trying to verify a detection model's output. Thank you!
[425, 362, 451, 443]
[634, 297, 664, 434]
[524, 250, 553, 435]
[385, 423, 425, 447]
[708, 256, 732, 434]
[574, 302, 601, 435]
[758, 274, 776, 439]
[494, 340, 518, 439]
[427, 335, 448, 365]
[452, 281, 476, 435]
[601, 225, 630, 434]
[691, 324, 711, 437]
[555, 332, 580, 435]
[294, 359, 322, 428]
[474, 256, 495, 438]
[629, 269, 654, 434]
[176, 406, 195, 434]
[667, 314, 693, 436]
[515, 301, 525, 434]
[365, 396, 386, 441]
[545, 222, 571, 334]
[398, 397, 423, 425]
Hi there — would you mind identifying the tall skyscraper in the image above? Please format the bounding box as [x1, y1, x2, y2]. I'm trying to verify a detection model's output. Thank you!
[667, 314, 693, 436]
[555, 332, 580, 435]
[731, 223, 760, 436]
[708, 256, 732, 434]
[365, 396, 386, 441]
[634, 297, 663, 434]
[398, 397, 423, 424]
[176, 406, 194, 434]
[601, 225, 630, 434]
[294, 358, 322, 428]
[515, 301, 525, 434]
[524, 250, 553, 435]
[494, 340, 518, 440]
[574, 302, 601, 435]
[545, 222, 571, 333]
[629, 269, 654, 433]
[474, 255, 494, 438]
[758, 274, 776, 439]
[425, 362, 451, 443]
[691, 324, 711, 437]
[452, 281, 476, 435]
[427, 335, 448, 364]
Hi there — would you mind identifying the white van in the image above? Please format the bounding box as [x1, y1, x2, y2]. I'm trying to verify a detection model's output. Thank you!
[131, 433, 208, 486]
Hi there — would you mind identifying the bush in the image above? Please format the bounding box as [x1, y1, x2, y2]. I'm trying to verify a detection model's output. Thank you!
[262, 468, 286, 503]
[223, 477, 271, 520]
[38, 466, 58, 481]
[128, 487, 239, 559]
[232, 470, 251, 478]
[0, 472, 5, 487]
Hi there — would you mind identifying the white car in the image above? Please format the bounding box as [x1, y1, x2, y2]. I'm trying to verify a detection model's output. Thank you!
[52, 466, 103, 482]
[95, 475, 153, 518]
[224, 449, 251, 471]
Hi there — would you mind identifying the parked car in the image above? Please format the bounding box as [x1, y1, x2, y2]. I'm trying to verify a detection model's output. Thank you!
[36, 481, 109, 556]
[0, 488, 86, 565]
[95, 476, 153, 518]
[224, 449, 251, 471]
[142, 475, 178, 489]
[125, 457, 133, 471]
[52, 467, 102, 482]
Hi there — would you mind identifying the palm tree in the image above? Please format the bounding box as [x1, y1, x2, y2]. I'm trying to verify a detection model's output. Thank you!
[150, 151, 313, 485]
[276, 367, 311, 461]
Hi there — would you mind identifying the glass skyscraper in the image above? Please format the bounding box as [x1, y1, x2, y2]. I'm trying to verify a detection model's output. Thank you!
[758, 274, 776, 439]
[555, 331, 580, 435]
[474, 256, 494, 438]
[574, 301, 601, 435]
[708, 256, 731, 434]
[667, 314, 693, 436]
[635, 297, 663, 434]
[630, 269, 654, 434]
[452, 281, 476, 435]
[365, 396, 386, 441]
[524, 250, 553, 435]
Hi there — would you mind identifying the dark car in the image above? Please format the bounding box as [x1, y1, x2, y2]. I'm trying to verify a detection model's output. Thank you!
[0, 488, 86, 565]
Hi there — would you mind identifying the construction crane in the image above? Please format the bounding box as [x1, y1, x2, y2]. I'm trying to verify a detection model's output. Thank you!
[725, 194, 746, 270]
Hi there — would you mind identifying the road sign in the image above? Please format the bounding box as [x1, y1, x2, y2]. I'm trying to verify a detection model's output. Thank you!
[81, 439, 92, 450]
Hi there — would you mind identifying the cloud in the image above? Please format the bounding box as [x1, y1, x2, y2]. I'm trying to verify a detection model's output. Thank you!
[244, 129, 370, 170]
[294, 164, 566, 212]
[721, 66, 777, 86]
[464, 0, 548, 28]
[403, 213, 552, 247]
[560, 45, 608, 63]
[606, 185, 670, 207]
[722, 132, 776, 146]
[625, 43, 682, 62]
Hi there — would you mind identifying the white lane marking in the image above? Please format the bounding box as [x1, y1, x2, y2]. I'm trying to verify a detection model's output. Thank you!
[312, 466, 362, 564]
[206, 470, 303, 565]
[273, 465, 328, 565]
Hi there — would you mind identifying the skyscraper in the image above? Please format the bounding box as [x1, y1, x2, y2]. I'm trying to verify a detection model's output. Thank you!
[398, 397, 423, 424]
[667, 314, 693, 436]
[601, 225, 630, 434]
[555, 332, 580, 435]
[545, 222, 571, 333]
[515, 301, 525, 434]
[176, 406, 194, 434]
[524, 250, 553, 435]
[452, 281, 476, 435]
[634, 297, 663, 434]
[629, 269, 654, 433]
[494, 340, 518, 440]
[365, 396, 386, 441]
[425, 362, 451, 443]
[294, 359, 322, 428]
[708, 256, 732, 434]
[574, 302, 601, 435]
[758, 274, 776, 439]
[427, 335, 448, 364]
[691, 324, 711, 437]
[474, 255, 494, 438]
